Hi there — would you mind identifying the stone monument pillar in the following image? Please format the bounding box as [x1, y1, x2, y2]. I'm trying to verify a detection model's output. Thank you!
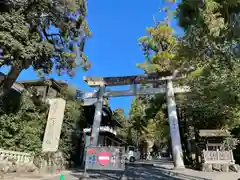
[41, 98, 66, 173]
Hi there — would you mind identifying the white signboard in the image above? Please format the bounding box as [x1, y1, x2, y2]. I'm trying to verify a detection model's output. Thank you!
[42, 98, 66, 152]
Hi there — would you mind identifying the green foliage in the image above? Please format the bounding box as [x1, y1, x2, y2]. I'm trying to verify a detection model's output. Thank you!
[177, 0, 240, 39]
[133, 0, 240, 154]
[55, 85, 86, 159]
[129, 97, 147, 133]
[129, 95, 169, 150]
[131, 1, 179, 151]
[176, 0, 240, 130]
[0, 85, 85, 159]
[112, 108, 134, 145]
[59, 85, 78, 100]
[0, 0, 91, 96]
[59, 97, 86, 160]
[137, 24, 179, 73]
[112, 108, 127, 125]
[135, 0, 240, 133]
[1, 0, 91, 73]
[0, 91, 48, 153]
[222, 136, 239, 151]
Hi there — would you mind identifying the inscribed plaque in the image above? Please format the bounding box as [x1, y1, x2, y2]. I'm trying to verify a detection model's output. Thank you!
[42, 98, 66, 152]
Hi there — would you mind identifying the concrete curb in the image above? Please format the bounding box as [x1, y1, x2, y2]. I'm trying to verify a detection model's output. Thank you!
[125, 162, 154, 167]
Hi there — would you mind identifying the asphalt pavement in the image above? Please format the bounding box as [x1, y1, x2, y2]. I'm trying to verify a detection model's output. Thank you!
[4, 159, 240, 180]
[41, 159, 240, 180]
[43, 165, 184, 180]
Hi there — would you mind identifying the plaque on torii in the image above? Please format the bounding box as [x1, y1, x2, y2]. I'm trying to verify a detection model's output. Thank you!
[83, 70, 190, 169]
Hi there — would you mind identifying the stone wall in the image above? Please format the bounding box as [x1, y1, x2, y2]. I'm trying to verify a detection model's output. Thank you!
[0, 149, 69, 176]
[0, 149, 37, 176]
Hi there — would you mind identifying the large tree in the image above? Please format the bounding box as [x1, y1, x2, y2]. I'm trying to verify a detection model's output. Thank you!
[112, 108, 136, 145]
[0, 0, 91, 98]
[129, 93, 169, 151]
[129, 1, 182, 153]
[137, 0, 240, 130]
[175, 0, 240, 129]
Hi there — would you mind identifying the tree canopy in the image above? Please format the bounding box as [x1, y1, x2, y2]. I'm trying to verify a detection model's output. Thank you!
[128, 1, 179, 152]
[112, 108, 135, 145]
[129, 0, 240, 154]
[0, 0, 91, 96]
[129, 95, 169, 151]
[176, 0, 240, 129]
[0, 91, 48, 153]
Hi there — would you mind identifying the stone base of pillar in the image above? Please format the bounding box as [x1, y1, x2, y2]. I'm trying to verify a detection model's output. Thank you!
[79, 172, 89, 180]
[173, 166, 185, 170]
[173, 161, 185, 170]
[36, 151, 66, 175]
[39, 164, 57, 174]
[120, 173, 127, 180]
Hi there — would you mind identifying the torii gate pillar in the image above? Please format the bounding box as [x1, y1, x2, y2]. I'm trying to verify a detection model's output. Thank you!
[90, 85, 105, 146]
[166, 80, 185, 169]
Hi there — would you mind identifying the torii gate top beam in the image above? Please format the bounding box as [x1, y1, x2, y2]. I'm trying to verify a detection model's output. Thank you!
[83, 85, 191, 98]
[83, 71, 185, 87]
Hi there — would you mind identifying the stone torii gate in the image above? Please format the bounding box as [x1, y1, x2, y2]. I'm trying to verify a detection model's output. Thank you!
[83, 71, 190, 169]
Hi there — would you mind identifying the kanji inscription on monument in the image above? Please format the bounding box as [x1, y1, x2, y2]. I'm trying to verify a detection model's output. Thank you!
[42, 98, 66, 152]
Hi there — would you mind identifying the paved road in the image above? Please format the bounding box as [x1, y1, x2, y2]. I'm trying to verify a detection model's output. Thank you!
[43, 166, 185, 180]
[44, 160, 240, 180]
[4, 159, 240, 180]
[43, 166, 240, 180]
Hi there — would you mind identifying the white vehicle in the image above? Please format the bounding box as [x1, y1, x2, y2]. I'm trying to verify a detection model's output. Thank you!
[125, 146, 140, 162]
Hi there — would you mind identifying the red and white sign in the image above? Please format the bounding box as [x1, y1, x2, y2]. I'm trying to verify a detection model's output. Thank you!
[98, 151, 111, 166]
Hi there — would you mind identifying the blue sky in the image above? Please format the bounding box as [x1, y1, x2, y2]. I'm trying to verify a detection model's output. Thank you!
[0, 0, 183, 114]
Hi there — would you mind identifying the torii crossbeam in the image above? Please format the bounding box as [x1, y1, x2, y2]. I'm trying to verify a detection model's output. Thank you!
[83, 71, 191, 169]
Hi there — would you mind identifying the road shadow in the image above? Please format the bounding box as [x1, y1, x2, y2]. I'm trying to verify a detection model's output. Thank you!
[70, 166, 184, 180]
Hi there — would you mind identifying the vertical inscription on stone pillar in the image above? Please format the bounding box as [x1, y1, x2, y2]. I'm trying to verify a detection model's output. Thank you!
[166, 80, 185, 168]
[42, 98, 66, 152]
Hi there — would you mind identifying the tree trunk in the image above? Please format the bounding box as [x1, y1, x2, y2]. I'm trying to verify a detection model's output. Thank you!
[146, 138, 154, 159]
[136, 131, 139, 149]
[0, 65, 22, 96]
[193, 115, 201, 170]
